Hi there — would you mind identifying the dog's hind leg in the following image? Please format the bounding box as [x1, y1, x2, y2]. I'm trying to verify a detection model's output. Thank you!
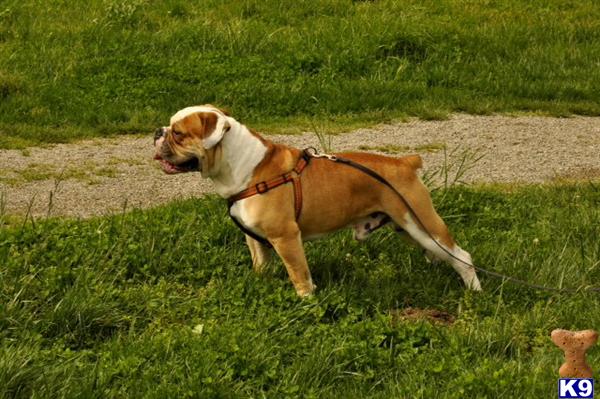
[245, 235, 272, 273]
[382, 185, 481, 291]
[397, 212, 481, 290]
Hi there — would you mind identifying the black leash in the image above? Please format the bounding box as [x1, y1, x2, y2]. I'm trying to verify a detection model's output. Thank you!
[306, 148, 600, 294]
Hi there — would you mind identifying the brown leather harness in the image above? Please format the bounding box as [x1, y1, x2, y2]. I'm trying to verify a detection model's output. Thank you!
[227, 149, 313, 247]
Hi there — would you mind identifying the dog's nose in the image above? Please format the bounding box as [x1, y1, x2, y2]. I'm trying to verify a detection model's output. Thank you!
[154, 127, 165, 143]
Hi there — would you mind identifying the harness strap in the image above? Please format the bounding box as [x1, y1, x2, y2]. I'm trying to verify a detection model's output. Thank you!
[227, 200, 272, 247]
[228, 151, 311, 204]
[292, 176, 303, 220]
[227, 150, 312, 247]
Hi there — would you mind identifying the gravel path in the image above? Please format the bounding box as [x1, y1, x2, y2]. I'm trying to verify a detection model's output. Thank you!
[1, 114, 599, 218]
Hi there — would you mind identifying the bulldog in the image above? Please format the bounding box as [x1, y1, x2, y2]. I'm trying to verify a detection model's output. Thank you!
[153, 105, 481, 296]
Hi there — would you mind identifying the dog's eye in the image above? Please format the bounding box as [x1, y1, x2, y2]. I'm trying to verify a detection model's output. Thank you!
[172, 131, 183, 140]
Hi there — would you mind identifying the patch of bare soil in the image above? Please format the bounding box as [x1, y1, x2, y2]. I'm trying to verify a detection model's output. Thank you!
[1, 114, 598, 218]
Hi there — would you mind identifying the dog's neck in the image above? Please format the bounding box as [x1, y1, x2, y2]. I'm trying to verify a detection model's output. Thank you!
[211, 120, 268, 198]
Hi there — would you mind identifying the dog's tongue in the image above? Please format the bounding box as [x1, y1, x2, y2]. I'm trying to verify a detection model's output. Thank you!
[154, 154, 181, 174]
[159, 159, 182, 174]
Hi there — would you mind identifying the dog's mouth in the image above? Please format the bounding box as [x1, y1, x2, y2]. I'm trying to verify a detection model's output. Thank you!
[154, 154, 200, 174]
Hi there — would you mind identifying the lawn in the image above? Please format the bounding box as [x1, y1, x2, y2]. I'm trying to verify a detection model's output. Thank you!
[1, 184, 599, 398]
[1, 0, 600, 148]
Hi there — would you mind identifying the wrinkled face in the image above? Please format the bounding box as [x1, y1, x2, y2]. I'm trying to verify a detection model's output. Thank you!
[153, 105, 231, 176]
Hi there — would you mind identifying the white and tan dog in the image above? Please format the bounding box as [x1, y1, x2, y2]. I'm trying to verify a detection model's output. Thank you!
[153, 105, 481, 296]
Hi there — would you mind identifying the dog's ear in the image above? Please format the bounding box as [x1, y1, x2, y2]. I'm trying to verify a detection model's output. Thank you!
[215, 106, 231, 116]
[198, 112, 231, 149]
[202, 103, 231, 116]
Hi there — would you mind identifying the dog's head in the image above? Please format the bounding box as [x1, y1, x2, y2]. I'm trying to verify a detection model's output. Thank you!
[154, 105, 231, 176]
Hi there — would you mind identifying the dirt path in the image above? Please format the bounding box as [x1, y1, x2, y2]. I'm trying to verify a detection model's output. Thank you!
[1, 114, 599, 218]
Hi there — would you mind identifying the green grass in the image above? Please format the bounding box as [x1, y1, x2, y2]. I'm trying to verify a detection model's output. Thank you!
[1, 0, 600, 148]
[1, 183, 599, 398]
[0, 161, 120, 187]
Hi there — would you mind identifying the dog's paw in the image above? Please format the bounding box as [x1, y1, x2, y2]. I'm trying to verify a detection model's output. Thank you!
[296, 282, 317, 298]
[467, 279, 482, 291]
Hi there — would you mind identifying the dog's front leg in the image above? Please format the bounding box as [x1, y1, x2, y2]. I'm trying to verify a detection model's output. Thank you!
[245, 235, 272, 273]
[269, 231, 315, 297]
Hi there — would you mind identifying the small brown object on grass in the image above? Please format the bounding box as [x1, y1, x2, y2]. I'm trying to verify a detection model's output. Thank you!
[551, 329, 598, 378]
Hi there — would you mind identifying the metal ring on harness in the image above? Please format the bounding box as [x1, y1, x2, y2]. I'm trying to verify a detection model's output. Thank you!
[304, 147, 337, 161]
[255, 181, 269, 194]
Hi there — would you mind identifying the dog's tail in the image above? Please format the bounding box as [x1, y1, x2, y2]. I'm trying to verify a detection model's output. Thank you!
[402, 154, 423, 171]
